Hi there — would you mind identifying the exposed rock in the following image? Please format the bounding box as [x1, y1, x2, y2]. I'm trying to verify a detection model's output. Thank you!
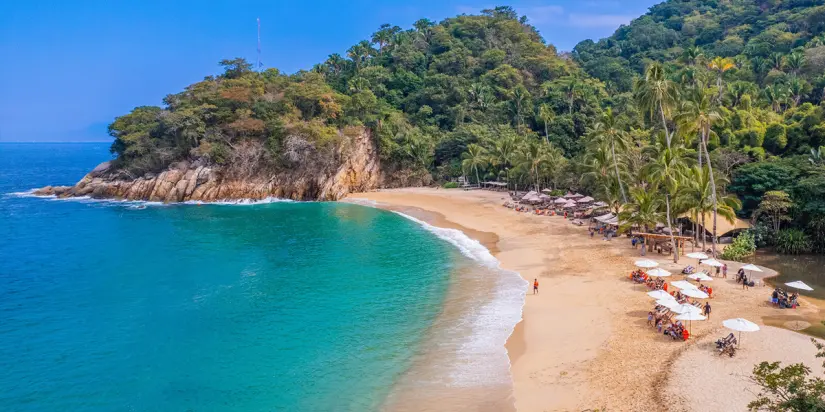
[33, 128, 399, 202]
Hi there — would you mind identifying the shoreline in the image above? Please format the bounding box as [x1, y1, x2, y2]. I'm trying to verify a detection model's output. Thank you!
[347, 188, 825, 411]
[344, 201, 523, 411]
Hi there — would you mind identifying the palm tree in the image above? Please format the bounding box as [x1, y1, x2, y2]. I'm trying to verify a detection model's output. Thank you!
[788, 77, 808, 107]
[763, 84, 787, 113]
[681, 45, 704, 66]
[749, 57, 770, 85]
[461, 144, 488, 186]
[537, 104, 556, 145]
[469, 83, 494, 113]
[620, 187, 666, 256]
[644, 140, 692, 262]
[769, 52, 785, 71]
[635, 63, 678, 148]
[371, 24, 401, 52]
[487, 134, 519, 185]
[509, 87, 531, 128]
[677, 87, 721, 171]
[786, 51, 804, 75]
[810, 146, 825, 166]
[582, 144, 612, 188]
[707, 57, 736, 103]
[676, 166, 742, 252]
[516, 140, 550, 191]
[589, 108, 629, 203]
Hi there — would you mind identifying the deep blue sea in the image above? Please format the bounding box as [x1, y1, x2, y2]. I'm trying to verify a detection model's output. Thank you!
[0, 143, 469, 411]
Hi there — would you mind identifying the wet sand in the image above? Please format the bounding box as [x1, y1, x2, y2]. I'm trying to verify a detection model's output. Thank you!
[347, 188, 824, 411]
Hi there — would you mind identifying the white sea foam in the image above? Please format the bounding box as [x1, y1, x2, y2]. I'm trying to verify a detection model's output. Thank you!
[343, 198, 378, 207]
[7, 189, 293, 207]
[391, 210, 528, 388]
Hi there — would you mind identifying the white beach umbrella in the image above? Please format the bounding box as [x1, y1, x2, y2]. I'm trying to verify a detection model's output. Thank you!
[723, 318, 760, 346]
[680, 288, 709, 299]
[676, 312, 707, 336]
[554, 197, 568, 204]
[593, 201, 608, 207]
[723, 318, 760, 332]
[741, 264, 763, 272]
[648, 290, 675, 300]
[541, 188, 553, 194]
[670, 280, 699, 290]
[563, 192, 576, 198]
[577, 196, 595, 203]
[702, 258, 724, 267]
[656, 299, 680, 310]
[648, 268, 672, 277]
[672, 303, 702, 315]
[635, 259, 659, 268]
[785, 281, 814, 291]
[687, 272, 713, 282]
[675, 312, 706, 321]
[686, 252, 709, 259]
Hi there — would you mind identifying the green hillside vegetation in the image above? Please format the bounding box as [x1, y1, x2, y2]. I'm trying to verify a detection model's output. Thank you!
[107, 3, 825, 254]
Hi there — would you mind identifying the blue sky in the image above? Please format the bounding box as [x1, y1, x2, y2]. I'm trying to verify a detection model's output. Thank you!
[0, 0, 657, 142]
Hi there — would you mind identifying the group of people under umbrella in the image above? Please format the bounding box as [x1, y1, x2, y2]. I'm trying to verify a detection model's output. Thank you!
[632, 257, 814, 356]
[506, 191, 606, 216]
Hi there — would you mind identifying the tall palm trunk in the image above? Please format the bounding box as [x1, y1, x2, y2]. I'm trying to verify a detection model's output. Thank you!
[702, 140, 718, 257]
[717, 74, 723, 103]
[692, 217, 697, 251]
[665, 193, 679, 263]
[474, 166, 480, 187]
[659, 102, 671, 147]
[610, 140, 628, 204]
[701, 212, 707, 251]
[544, 122, 550, 146]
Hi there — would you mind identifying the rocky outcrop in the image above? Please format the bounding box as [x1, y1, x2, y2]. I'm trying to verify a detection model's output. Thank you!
[35, 128, 383, 202]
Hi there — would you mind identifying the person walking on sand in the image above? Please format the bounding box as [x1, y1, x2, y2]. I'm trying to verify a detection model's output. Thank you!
[533, 278, 539, 294]
[703, 302, 711, 318]
[722, 263, 728, 278]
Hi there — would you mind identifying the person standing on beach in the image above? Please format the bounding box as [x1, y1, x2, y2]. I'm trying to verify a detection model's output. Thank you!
[703, 302, 711, 318]
[722, 263, 727, 278]
[533, 278, 539, 294]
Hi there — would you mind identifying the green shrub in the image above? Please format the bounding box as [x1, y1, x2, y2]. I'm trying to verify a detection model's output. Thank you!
[764, 123, 787, 153]
[775, 228, 812, 254]
[443, 181, 459, 189]
[720, 231, 757, 261]
[550, 189, 565, 196]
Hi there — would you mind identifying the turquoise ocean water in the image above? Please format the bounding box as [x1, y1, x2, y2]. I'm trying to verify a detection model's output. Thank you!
[0, 143, 478, 411]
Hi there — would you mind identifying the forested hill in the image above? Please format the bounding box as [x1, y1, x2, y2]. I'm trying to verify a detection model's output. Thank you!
[106, 6, 587, 182]
[574, 0, 825, 95]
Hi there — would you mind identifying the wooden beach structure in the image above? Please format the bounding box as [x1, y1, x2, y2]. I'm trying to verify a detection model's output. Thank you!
[635, 232, 694, 255]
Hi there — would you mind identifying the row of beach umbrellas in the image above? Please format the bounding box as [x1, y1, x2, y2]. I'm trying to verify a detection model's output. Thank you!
[637, 256, 814, 344]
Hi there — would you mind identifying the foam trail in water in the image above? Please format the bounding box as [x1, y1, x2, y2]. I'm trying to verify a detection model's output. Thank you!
[7, 190, 292, 207]
[391, 210, 528, 387]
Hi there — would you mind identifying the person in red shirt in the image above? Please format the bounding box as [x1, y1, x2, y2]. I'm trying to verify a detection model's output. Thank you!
[533, 278, 539, 294]
[682, 328, 690, 341]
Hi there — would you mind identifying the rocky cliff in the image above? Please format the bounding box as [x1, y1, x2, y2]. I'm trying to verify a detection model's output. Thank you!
[35, 128, 395, 202]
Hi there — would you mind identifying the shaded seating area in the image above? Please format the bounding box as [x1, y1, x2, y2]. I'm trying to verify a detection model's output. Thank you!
[481, 181, 508, 191]
[634, 232, 693, 256]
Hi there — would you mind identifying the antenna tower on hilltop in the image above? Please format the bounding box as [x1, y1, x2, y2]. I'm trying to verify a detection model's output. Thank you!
[256, 18, 263, 70]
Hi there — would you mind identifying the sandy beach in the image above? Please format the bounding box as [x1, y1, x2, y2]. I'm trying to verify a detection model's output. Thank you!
[347, 188, 824, 411]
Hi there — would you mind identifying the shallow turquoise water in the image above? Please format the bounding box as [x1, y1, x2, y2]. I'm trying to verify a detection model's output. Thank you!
[0, 143, 456, 411]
